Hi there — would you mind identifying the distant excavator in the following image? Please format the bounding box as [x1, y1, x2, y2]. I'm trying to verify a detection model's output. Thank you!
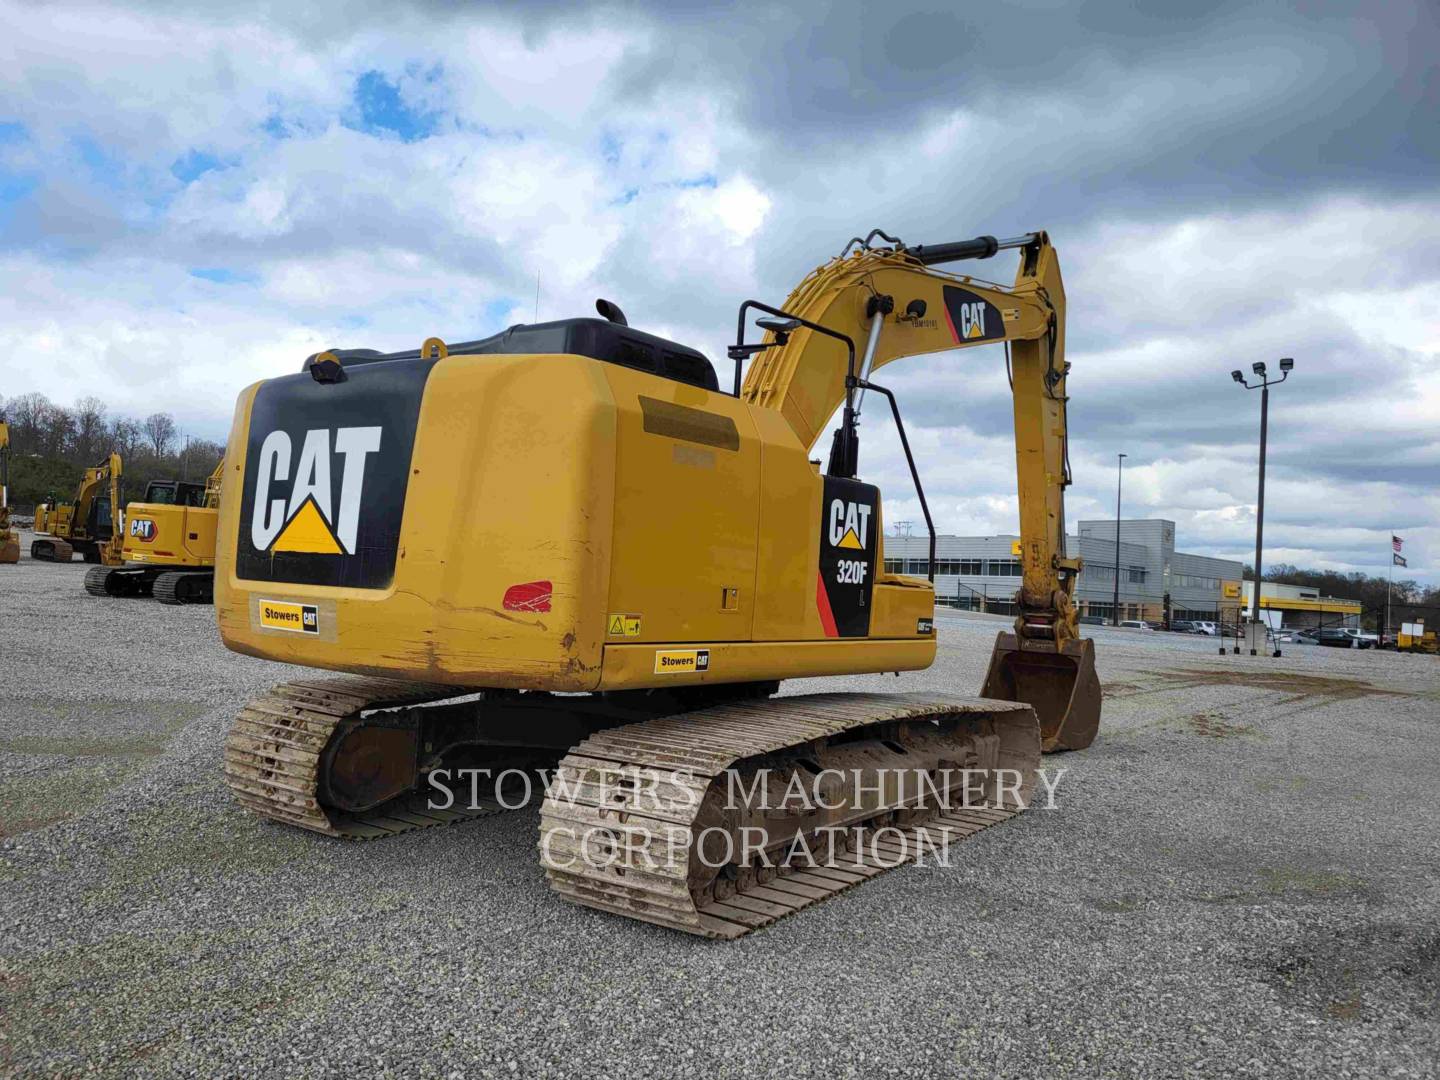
[217, 229, 1101, 937]
[84, 460, 223, 604]
[0, 415, 17, 564]
[30, 453, 123, 564]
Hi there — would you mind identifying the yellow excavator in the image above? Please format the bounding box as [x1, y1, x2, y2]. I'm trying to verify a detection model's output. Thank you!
[30, 453, 124, 564]
[0, 415, 18, 564]
[84, 460, 223, 604]
[217, 229, 1100, 937]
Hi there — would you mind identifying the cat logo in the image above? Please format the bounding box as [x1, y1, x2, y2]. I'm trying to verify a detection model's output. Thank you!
[828, 498, 871, 550]
[955, 301, 987, 339]
[129, 517, 156, 542]
[249, 427, 382, 555]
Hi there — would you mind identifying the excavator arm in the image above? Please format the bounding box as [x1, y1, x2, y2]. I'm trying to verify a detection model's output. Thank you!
[0, 417, 17, 564]
[740, 231, 1099, 751]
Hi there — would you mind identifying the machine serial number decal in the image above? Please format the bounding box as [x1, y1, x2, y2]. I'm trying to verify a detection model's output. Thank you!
[653, 649, 710, 674]
[258, 599, 320, 634]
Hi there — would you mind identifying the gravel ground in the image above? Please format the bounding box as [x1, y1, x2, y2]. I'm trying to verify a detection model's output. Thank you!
[3, 533, 1438, 1078]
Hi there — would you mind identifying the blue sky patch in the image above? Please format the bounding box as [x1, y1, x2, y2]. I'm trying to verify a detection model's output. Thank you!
[171, 150, 226, 183]
[484, 297, 519, 326]
[189, 267, 257, 285]
[347, 69, 442, 142]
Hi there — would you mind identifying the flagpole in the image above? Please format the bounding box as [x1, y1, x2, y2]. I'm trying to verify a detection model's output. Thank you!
[1387, 529, 1394, 642]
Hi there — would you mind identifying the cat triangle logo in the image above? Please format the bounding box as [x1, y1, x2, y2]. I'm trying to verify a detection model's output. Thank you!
[837, 527, 863, 550]
[270, 495, 343, 555]
[967, 319, 984, 339]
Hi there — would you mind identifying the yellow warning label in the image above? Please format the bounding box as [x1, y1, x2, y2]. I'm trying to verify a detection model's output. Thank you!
[607, 613, 642, 637]
[258, 599, 320, 634]
[271, 497, 343, 555]
[654, 649, 710, 675]
[837, 527, 863, 550]
[1010, 540, 1022, 556]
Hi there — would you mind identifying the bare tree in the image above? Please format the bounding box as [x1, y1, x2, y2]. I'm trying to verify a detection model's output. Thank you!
[6, 392, 53, 453]
[142, 412, 177, 458]
[38, 400, 75, 459]
[72, 396, 109, 463]
[109, 417, 143, 460]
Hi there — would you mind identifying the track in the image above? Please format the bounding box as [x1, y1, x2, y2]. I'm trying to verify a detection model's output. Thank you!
[31, 538, 73, 562]
[154, 570, 213, 605]
[223, 677, 504, 838]
[540, 692, 1039, 938]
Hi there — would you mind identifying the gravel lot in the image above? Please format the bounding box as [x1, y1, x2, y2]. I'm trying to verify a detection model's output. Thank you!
[3, 534, 1438, 1078]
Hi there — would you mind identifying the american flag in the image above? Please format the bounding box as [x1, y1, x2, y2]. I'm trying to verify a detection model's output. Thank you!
[1393, 535, 1404, 553]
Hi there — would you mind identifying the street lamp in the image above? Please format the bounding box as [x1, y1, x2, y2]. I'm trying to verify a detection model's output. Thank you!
[1231, 358, 1294, 656]
[1113, 453, 1126, 626]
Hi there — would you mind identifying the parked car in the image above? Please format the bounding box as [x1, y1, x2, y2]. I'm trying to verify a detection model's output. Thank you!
[1276, 628, 1318, 645]
[1312, 627, 1373, 649]
[1078, 614, 1106, 626]
[1189, 621, 1219, 636]
[1170, 620, 1195, 633]
[1119, 620, 1154, 630]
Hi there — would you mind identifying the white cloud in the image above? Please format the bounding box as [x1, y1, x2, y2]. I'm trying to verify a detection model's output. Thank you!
[0, 0, 1434, 587]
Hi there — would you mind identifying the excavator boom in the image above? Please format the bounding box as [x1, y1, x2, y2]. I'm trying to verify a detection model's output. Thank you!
[740, 231, 1099, 750]
[0, 418, 17, 564]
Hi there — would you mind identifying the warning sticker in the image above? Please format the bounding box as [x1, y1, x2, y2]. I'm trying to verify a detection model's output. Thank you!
[653, 649, 710, 675]
[607, 613, 642, 637]
[258, 599, 320, 635]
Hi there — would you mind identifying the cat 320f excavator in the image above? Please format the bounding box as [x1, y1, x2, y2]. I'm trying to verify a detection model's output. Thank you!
[218, 229, 1101, 937]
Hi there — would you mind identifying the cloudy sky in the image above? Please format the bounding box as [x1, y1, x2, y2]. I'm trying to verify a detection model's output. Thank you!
[1, 1, 1435, 581]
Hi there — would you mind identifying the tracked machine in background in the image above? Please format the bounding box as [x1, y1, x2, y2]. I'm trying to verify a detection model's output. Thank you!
[30, 453, 123, 564]
[0, 415, 17, 564]
[84, 460, 223, 604]
[217, 229, 1100, 937]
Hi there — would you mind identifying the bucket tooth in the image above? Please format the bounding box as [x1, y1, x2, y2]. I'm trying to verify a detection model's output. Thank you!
[980, 632, 1101, 752]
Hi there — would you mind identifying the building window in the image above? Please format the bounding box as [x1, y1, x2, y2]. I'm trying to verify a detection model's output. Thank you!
[985, 559, 1020, 577]
[1175, 574, 1220, 590]
[1127, 567, 1147, 583]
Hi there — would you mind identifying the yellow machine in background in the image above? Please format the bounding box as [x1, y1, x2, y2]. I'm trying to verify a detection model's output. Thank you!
[217, 229, 1100, 937]
[1398, 621, 1437, 655]
[84, 461, 223, 604]
[0, 416, 17, 564]
[30, 453, 123, 564]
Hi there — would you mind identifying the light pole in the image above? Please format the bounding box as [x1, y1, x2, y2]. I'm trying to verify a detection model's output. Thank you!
[1113, 453, 1126, 626]
[1231, 358, 1294, 656]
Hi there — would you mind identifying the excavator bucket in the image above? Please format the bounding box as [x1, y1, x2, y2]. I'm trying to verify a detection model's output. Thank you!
[980, 632, 1101, 752]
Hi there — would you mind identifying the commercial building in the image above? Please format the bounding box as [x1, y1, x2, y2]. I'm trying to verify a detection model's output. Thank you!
[882, 519, 1244, 626]
[1239, 581, 1362, 630]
